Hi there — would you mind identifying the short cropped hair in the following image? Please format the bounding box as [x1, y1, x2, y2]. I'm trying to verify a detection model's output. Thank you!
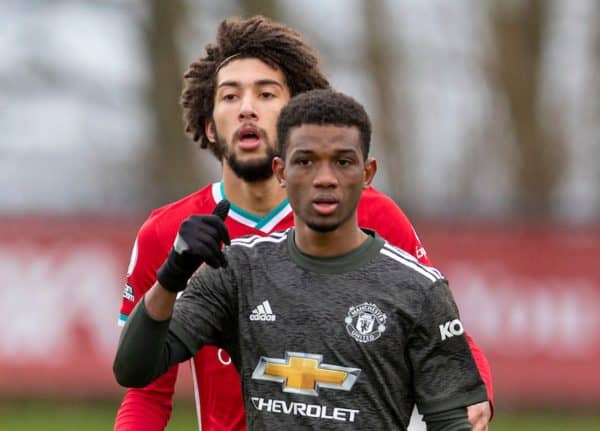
[277, 89, 372, 159]
[181, 15, 331, 160]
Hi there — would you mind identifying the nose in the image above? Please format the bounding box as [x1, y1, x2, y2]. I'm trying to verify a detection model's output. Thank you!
[238, 93, 258, 121]
[312, 162, 338, 188]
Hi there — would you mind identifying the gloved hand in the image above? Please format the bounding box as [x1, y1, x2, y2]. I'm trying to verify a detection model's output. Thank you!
[157, 200, 231, 292]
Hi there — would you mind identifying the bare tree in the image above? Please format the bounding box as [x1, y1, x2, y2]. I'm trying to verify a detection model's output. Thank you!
[143, 0, 203, 207]
[362, 0, 413, 205]
[490, 0, 566, 217]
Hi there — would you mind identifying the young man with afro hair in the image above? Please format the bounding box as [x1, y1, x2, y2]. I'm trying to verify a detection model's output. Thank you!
[114, 15, 493, 431]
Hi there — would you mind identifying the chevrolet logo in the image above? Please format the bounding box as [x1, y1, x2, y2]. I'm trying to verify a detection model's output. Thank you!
[251, 352, 361, 396]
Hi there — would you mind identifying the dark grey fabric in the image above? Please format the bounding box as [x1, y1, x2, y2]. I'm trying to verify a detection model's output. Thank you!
[424, 407, 471, 431]
[170, 229, 487, 430]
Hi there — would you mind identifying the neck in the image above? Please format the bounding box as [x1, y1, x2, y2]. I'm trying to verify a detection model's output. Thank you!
[221, 163, 287, 217]
[294, 216, 368, 257]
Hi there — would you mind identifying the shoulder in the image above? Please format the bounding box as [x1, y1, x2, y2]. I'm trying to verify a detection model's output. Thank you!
[230, 229, 289, 250]
[148, 183, 216, 222]
[220, 230, 290, 271]
[358, 187, 430, 263]
[358, 186, 412, 224]
[377, 240, 444, 285]
[359, 186, 400, 207]
[139, 183, 216, 236]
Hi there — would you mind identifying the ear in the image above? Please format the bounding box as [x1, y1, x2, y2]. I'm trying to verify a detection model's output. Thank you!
[362, 158, 377, 188]
[205, 119, 216, 143]
[272, 157, 286, 187]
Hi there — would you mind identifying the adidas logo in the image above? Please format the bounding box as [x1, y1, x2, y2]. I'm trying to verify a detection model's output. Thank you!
[250, 300, 276, 322]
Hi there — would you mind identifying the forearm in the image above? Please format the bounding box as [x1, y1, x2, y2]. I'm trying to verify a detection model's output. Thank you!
[423, 407, 471, 431]
[113, 295, 192, 388]
[144, 281, 178, 320]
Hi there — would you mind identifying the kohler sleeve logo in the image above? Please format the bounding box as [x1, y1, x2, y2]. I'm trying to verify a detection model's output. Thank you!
[439, 319, 464, 341]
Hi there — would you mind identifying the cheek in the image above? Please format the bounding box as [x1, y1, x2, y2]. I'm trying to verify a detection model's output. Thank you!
[213, 106, 234, 128]
[267, 103, 286, 122]
[265, 113, 281, 133]
[283, 172, 309, 195]
[344, 172, 367, 192]
[284, 175, 303, 191]
[283, 185, 302, 210]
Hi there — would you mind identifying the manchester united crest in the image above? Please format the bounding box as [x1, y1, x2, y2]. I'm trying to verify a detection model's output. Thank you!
[345, 303, 387, 343]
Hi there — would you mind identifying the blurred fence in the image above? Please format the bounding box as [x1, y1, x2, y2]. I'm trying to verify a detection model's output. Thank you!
[1, 216, 598, 408]
[419, 221, 600, 408]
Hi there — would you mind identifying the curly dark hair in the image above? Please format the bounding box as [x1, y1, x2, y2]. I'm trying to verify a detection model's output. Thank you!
[181, 15, 331, 160]
[277, 89, 372, 160]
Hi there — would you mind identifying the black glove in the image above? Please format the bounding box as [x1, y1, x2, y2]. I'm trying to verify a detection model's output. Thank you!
[157, 200, 231, 293]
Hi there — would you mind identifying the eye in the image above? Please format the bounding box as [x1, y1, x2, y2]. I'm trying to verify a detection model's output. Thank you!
[260, 91, 275, 99]
[337, 159, 353, 167]
[222, 93, 238, 101]
[293, 158, 311, 166]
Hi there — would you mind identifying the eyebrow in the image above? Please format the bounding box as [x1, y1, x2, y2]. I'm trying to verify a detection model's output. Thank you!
[290, 148, 360, 156]
[217, 79, 285, 90]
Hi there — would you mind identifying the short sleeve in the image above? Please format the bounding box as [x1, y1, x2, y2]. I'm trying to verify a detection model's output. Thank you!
[408, 280, 488, 414]
[118, 217, 169, 326]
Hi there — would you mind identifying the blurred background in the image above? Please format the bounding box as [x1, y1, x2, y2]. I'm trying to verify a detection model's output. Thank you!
[1, 0, 599, 429]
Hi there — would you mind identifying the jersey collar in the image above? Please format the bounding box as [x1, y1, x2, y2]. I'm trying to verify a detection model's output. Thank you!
[287, 229, 385, 274]
[212, 182, 292, 233]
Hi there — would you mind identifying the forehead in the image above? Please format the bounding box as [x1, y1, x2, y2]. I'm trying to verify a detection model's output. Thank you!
[216, 57, 287, 88]
[286, 124, 363, 156]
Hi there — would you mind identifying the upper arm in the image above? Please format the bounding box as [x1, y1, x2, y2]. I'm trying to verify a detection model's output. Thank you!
[119, 218, 168, 326]
[170, 261, 239, 354]
[408, 281, 487, 415]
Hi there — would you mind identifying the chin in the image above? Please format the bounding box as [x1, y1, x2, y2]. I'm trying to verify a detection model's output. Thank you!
[227, 154, 275, 183]
[305, 220, 340, 233]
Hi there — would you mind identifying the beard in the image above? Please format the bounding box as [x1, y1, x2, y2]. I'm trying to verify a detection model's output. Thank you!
[214, 128, 278, 183]
[226, 146, 277, 182]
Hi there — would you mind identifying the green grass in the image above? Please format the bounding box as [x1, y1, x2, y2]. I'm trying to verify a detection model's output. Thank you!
[1, 399, 599, 430]
[0, 399, 194, 431]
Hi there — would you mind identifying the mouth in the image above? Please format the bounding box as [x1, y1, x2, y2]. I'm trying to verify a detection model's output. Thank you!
[237, 126, 262, 151]
[312, 196, 339, 216]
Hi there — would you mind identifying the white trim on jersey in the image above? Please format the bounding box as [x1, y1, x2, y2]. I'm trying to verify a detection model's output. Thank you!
[380, 244, 443, 283]
[231, 231, 289, 248]
[211, 182, 292, 233]
[260, 202, 292, 232]
[189, 360, 203, 431]
[225, 207, 257, 227]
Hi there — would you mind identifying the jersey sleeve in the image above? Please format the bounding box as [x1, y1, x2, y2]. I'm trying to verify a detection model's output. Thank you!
[119, 218, 169, 325]
[360, 188, 495, 408]
[114, 366, 178, 431]
[115, 216, 179, 431]
[464, 332, 494, 411]
[408, 280, 488, 415]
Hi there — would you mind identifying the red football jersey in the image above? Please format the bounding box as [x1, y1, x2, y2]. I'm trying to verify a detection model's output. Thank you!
[117, 182, 294, 431]
[115, 182, 492, 431]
